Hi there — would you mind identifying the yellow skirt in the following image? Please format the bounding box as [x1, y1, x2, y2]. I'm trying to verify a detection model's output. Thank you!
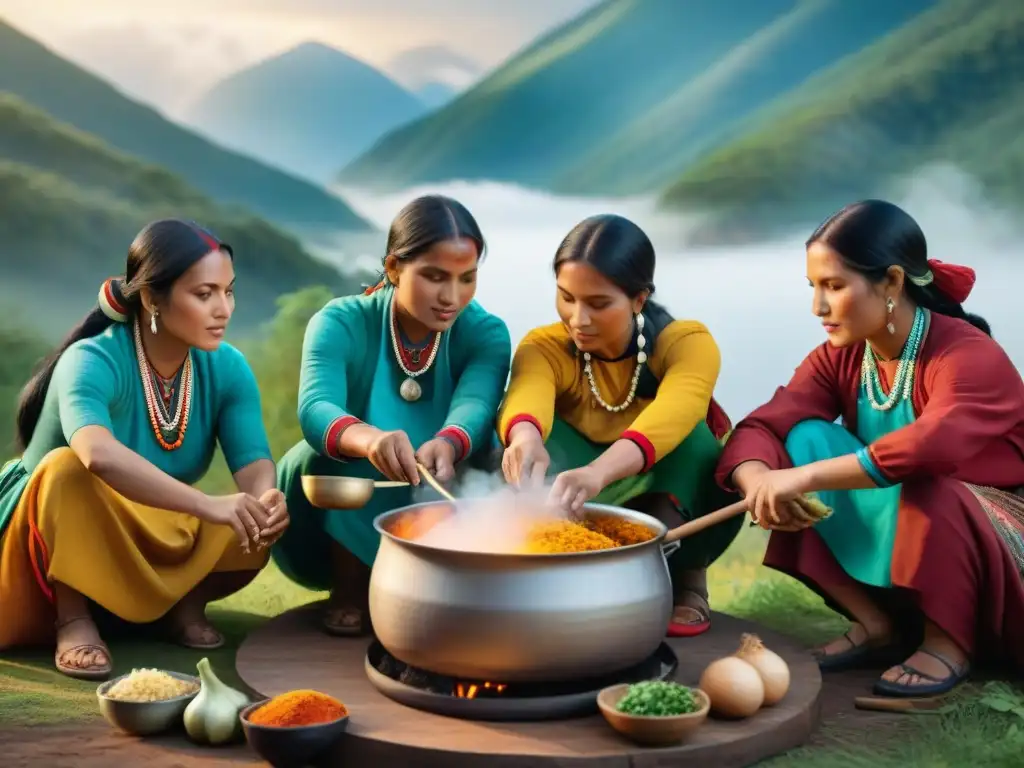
[0, 447, 267, 649]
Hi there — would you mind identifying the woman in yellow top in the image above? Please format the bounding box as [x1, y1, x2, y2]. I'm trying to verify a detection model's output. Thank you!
[499, 214, 742, 637]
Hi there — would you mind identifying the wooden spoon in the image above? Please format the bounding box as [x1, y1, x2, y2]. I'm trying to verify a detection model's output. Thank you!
[416, 462, 456, 502]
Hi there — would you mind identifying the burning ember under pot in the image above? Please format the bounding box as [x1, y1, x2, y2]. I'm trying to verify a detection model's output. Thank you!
[368, 501, 682, 683]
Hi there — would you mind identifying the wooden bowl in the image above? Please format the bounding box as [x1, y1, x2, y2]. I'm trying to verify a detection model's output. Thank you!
[96, 671, 199, 736]
[240, 699, 350, 768]
[597, 684, 710, 746]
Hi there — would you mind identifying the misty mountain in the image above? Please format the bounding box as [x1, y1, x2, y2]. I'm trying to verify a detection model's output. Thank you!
[182, 42, 429, 184]
[0, 93, 365, 336]
[0, 20, 372, 233]
[659, 0, 1024, 241]
[339, 0, 934, 194]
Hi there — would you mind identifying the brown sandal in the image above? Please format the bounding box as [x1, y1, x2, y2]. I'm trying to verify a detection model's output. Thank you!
[322, 606, 366, 637]
[173, 622, 226, 650]
[54, 616, 112, 681]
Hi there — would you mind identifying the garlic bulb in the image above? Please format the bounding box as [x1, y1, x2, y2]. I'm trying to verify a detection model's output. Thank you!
[183, 657, 250, 745]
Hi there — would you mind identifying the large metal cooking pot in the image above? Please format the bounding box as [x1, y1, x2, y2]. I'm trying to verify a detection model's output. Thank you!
[368, 500, 682, 683]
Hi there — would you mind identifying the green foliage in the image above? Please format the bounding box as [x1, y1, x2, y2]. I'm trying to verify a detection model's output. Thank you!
[0, 323, 50, 455]
[340, 0, 933, 195]
[659, 0, 1024, 238]
[0, 94, 369, 335]
[0, 20, 372, 232]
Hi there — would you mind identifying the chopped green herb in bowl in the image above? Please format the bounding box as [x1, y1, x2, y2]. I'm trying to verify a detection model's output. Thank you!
[614, 681, 700, 717]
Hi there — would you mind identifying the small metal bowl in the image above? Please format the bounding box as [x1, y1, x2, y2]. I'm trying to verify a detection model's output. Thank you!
[597, 684, 710, 746]
[96, 671, 200, 736]
[240, 699, 350, 768]
[302, 474, 406, 510]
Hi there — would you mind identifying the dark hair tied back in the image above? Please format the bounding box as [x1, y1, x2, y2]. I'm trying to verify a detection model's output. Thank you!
[808, 199, 990, 335]
[15, 219, 232, 451]
[552, 214, 675, 396]
[364, 195, 486, 294]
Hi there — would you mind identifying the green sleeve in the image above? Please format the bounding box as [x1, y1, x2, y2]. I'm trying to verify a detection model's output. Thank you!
[53, 342, 121, 442]
[298, 301, 363, 459]
[215, 345, 273, 473]
[440, 309, 511, 459]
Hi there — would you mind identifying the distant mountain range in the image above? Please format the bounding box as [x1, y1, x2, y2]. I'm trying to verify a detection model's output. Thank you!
[182, 43, 430, 185]
[337, 0, 1024, 240]
[0, 21, 371, 234]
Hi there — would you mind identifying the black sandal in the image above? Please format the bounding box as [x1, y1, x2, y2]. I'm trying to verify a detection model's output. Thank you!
[813, 629, 902, 672]
[872, 648, 970, 698]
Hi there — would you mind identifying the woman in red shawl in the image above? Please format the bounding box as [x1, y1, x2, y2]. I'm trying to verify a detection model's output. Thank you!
[717, 200, 1024, 699]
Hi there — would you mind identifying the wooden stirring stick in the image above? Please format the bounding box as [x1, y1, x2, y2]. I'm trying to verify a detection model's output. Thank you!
[416, 462, 457, 502]
[663, 499, 749, 543]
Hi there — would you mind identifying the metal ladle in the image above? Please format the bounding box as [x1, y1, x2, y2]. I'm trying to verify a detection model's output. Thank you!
[301, 463, 455, 510]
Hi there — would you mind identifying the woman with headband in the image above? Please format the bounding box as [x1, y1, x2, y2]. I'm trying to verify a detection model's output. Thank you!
[0, 219, 287, 680]
[716, 200, 1024, 699]
[272, 195, 511, 637]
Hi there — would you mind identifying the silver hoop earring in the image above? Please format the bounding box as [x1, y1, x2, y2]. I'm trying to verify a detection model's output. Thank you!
[885, 297, 895, 335]
[150, 310, 159, 335]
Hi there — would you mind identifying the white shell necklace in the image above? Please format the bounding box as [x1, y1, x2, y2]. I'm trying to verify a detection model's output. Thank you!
[583, 313, 647, 413]
[389, 297, 441, 402]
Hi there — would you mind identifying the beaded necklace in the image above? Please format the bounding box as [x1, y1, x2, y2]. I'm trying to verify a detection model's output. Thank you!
[389, 297, 440, 402]
[583, 313, 647, 413]
[860, 306, 926, 412]
[133, 319, 193, 450]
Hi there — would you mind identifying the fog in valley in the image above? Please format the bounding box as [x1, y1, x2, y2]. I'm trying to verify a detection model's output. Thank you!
[329, 164, 1023, 427]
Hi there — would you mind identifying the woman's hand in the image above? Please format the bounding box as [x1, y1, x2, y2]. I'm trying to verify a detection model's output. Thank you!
[367, 430, 420, 484]
[745, 467, 818, 531]
[501, 423, 551, 488]
[197, 493, 270, 551]
[548, 466, 606, 514]
[257, 488, 289, 548]
[416, 438, 457, 483]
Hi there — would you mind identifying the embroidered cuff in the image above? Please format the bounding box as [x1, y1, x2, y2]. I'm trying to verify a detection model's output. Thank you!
[502, 414, 543, 446]
[324, 415, 361, 460]
[856, 446, 893, 488]
[437, 425, 471, 462]
[621, 430, 656, 474]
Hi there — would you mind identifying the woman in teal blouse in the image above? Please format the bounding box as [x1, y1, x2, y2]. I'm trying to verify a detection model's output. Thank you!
[273, 195, 511, 636]
[0, 220, 288, 680]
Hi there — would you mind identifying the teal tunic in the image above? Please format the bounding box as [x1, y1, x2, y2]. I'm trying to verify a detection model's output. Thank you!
[272, 287, 512, 588]
[784, 382, 916, 587]
[0, 322, 273, 543]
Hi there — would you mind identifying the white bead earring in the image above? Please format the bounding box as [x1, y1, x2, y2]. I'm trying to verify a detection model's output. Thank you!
[150, 309, 159, 335]
[636, 312, 647, 363]
[885, 297, 896, 334]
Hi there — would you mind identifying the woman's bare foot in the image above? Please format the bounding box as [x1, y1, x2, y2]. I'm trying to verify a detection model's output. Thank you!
[165, 600, 224, 650]
[54, 615, 112, 680]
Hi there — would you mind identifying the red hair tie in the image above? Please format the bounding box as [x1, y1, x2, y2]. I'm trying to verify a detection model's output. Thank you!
[926, 259, 976, 304]
[98, 277, 129, 322]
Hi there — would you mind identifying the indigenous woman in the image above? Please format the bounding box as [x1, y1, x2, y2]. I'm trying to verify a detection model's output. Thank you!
[717, 200, 1024, 698]
[0, 220, 288, 680]
[499, 214, 742, 637]
[273, 195, 511, 637]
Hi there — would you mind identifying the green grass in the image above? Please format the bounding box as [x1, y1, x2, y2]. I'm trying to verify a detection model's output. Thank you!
[2, 526, 1023, 767]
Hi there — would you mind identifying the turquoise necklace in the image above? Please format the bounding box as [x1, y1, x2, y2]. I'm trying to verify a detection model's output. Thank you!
[861, 306, 926, 412]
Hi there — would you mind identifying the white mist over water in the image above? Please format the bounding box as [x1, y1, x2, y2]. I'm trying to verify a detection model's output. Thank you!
[335, 166, 1024, 427]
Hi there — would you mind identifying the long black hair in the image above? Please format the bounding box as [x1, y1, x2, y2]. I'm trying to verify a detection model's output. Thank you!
[15, 219, 232, 451]
[553, 214, 674, 395]
[808, 200, 990, 335]
[365, 195, 485, 293]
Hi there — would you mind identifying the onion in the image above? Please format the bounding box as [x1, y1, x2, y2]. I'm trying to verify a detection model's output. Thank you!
[735, 633, 791, 706]
[698, 656, 764, 718]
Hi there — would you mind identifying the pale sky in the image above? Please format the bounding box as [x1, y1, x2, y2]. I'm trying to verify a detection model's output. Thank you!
[0, 0, 600, 110]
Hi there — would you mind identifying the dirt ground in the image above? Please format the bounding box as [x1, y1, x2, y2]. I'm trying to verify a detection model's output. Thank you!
[0, 668, 911, 767]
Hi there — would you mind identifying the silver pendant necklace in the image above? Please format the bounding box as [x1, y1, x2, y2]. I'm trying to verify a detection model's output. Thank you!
[389, 299, 440, 402]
